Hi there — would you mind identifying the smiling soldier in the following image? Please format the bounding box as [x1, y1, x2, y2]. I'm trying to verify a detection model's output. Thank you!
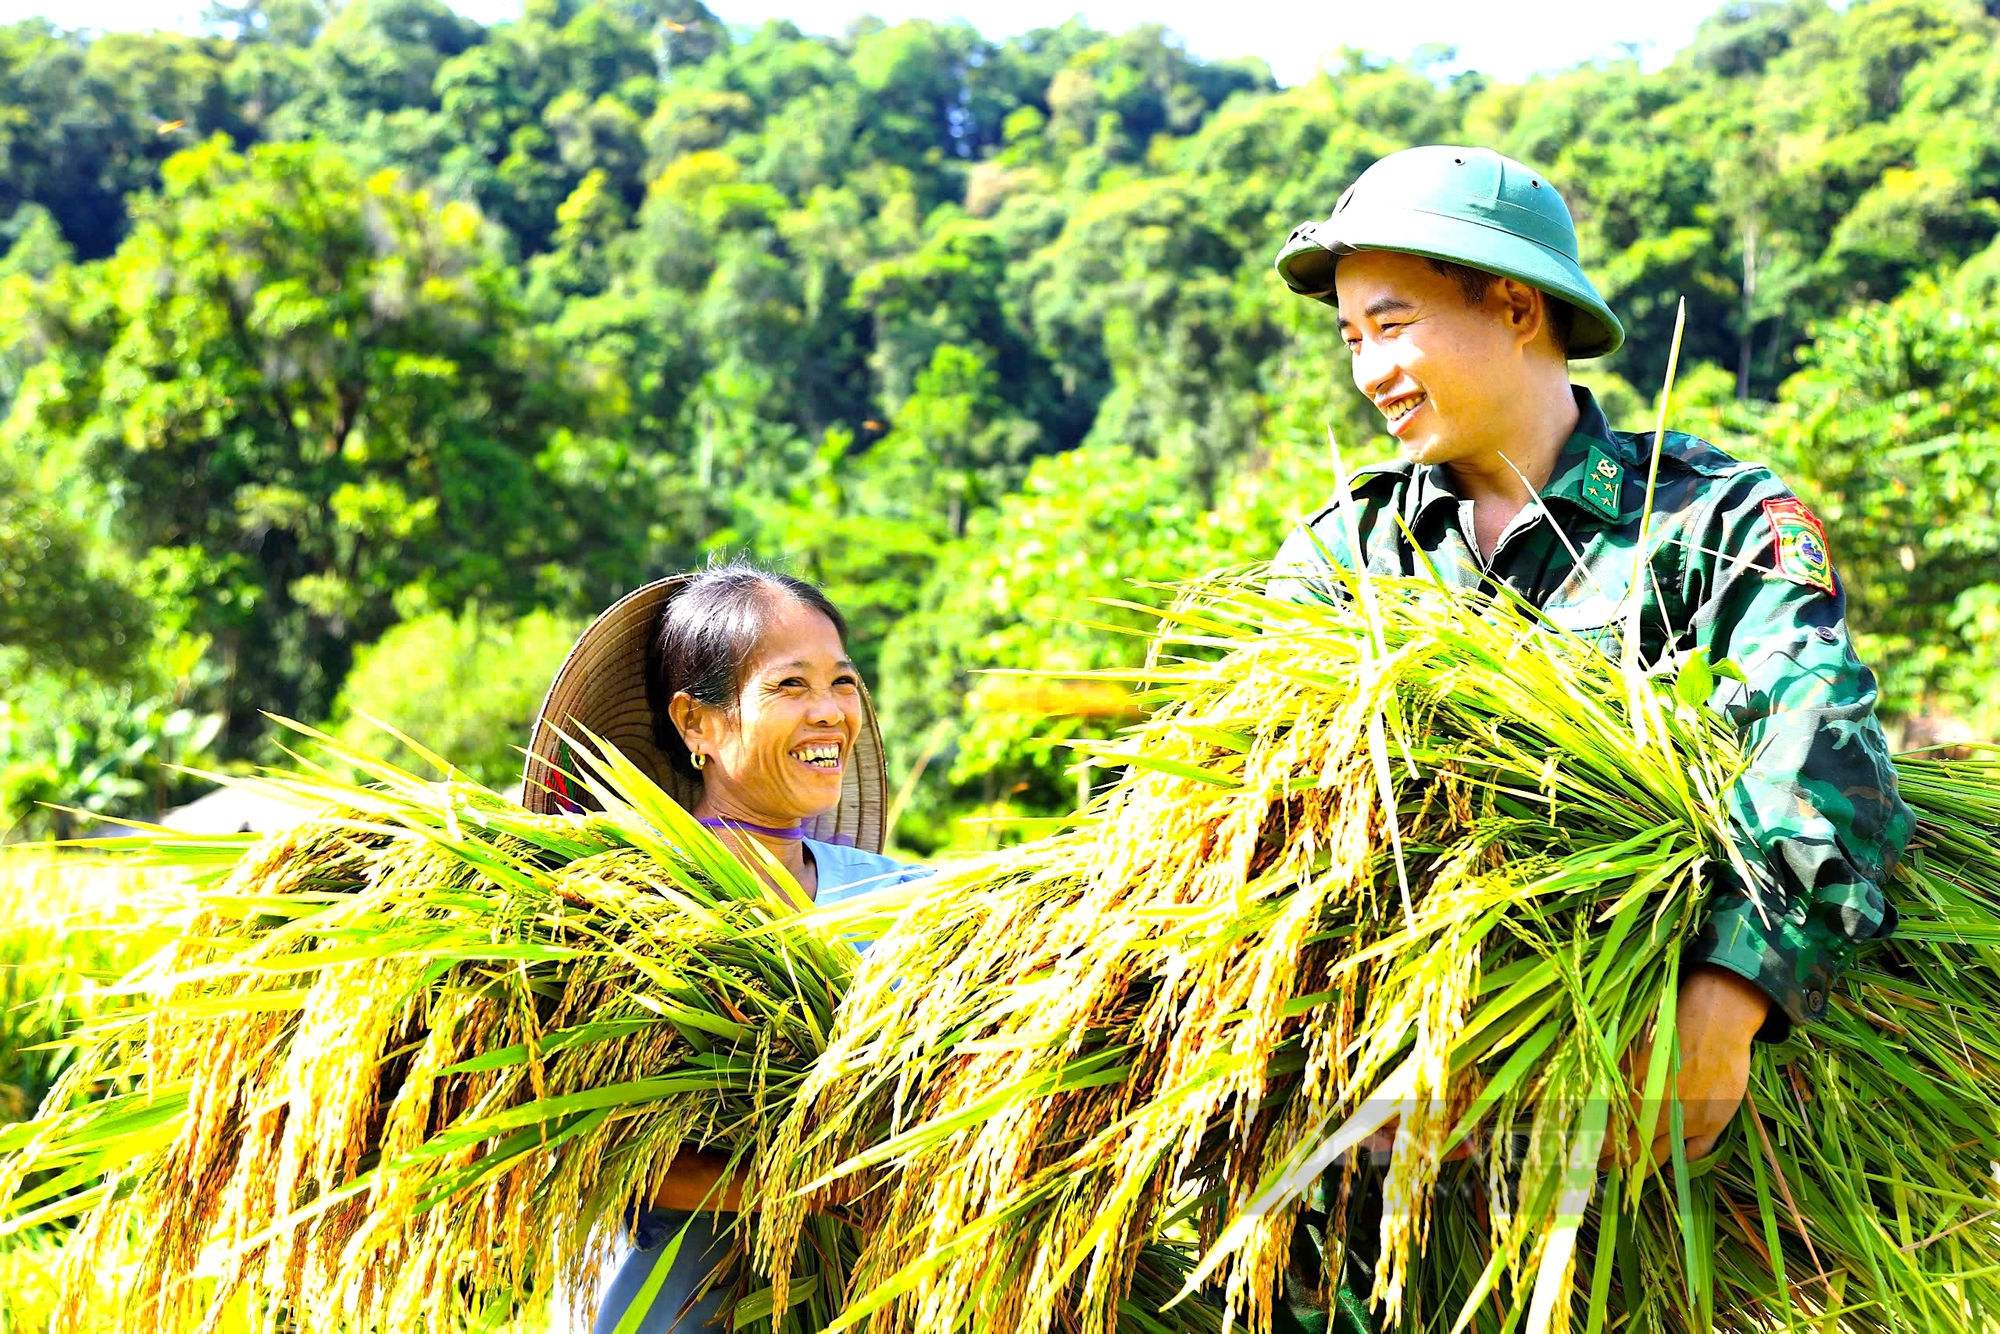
[1266, 145, 1913, 1331]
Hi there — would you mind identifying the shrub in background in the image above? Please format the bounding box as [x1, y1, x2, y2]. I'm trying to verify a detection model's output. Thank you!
[0, 629, 226, 841]
[329, 607, 581, 789]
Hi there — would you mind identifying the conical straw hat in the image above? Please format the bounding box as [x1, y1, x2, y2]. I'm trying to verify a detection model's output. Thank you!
[522, 575, 889, 853]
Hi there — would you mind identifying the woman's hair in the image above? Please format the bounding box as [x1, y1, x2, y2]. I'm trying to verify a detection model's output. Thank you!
[645, 562, 851, 780]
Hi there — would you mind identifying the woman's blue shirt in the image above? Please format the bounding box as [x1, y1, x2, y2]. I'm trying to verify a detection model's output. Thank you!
[590, 839, 929, 1333]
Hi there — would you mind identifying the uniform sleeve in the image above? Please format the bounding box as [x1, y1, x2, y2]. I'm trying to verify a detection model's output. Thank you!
[1681, 471, 1915, 1041]
[1265, 511, 1351, 603]
[1267, 480, 1403, 602]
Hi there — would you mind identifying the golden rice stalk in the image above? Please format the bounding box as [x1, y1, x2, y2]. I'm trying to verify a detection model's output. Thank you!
[1, 734, 1228, 1334]
[0, 736, 867, 1334]
[757, 568, 2000, 1334]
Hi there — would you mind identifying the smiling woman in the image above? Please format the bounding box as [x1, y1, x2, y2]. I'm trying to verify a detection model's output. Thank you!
[519, 561, 930, 1332]
[653, 572, 867, 894]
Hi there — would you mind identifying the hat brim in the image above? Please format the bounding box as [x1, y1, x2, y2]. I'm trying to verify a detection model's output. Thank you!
[1275, 208, 1624, 359]
[521, 576, 889, 853]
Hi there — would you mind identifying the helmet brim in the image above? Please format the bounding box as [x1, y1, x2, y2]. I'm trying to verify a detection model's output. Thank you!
[1275, 205, 1624, 360]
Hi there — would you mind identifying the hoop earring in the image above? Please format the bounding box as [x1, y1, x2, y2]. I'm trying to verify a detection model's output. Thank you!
[690, 752, 707, 771]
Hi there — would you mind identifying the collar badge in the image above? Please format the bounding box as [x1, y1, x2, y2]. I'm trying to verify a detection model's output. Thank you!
[1579, 445, 1623, 520]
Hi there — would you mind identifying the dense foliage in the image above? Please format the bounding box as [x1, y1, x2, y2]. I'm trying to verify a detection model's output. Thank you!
[3, 0, 1999, 847]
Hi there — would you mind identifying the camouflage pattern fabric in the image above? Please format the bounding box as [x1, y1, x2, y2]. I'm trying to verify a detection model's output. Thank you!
[1270, 387, 1914, 1040]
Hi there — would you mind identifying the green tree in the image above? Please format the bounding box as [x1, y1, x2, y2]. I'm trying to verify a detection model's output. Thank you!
[329, 605, 580, 786]
[860, 343, 1040, 537]
[730, 429, 942, 689]
[0, 20, 244, 258]
[5, 138, 650, 740]
[0, 463, 150, 679]
[271, 0, 479, 126]
[1755, 273, 2000, 720]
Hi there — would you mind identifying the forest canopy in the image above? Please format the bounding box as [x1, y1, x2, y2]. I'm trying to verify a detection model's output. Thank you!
[4, 0, 1999, 847]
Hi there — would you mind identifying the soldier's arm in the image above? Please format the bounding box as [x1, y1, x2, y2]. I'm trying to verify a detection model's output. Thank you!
[1265, 514, 1351, 602]
[1266, 477, 1402, 602]
[1679, 469, 1915, 1041]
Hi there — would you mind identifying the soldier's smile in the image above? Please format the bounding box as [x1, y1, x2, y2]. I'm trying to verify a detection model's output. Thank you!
[1380, 390, 1428, 436]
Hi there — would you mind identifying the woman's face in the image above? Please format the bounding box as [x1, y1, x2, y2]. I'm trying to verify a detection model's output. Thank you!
[673, 595, 862, 824]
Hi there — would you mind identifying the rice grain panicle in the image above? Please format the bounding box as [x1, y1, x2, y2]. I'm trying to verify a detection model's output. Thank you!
[0, 730, 872, 1334]
[7, 577, 2000, 1334]
[758, 565, 2000, 1334]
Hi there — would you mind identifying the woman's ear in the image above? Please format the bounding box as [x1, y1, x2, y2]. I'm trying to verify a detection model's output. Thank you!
[667, 691, 713, 763]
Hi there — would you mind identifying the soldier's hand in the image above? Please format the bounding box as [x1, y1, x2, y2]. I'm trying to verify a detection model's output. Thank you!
[1609, 965, 1770, 1167]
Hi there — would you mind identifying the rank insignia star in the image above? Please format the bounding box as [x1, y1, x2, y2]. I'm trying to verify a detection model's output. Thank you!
[1580, 446, 1622, 519]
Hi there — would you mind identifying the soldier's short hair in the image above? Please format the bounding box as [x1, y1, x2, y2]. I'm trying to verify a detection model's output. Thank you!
[1423, 257, 1574, 356]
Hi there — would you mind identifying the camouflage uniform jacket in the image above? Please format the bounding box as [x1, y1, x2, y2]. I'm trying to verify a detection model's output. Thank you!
[1271, 387, 1914, 1039]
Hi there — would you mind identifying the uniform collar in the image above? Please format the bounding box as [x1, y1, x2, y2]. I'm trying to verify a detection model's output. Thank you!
[1404, 387, 1624, 530]
[1538, 388, 1628, 521]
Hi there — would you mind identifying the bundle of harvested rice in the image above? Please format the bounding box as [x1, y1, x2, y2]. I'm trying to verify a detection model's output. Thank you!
[0, 737, 874, 1334]
[10, 572, 2000, 1334]
[0, 735, 1221, 1334]
[756, 567, 2000, 1334]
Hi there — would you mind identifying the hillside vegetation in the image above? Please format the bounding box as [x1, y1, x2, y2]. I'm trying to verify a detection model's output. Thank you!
[3, 0, 1999, 848]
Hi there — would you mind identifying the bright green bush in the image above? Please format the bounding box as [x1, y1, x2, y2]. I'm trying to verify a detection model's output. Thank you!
[328, 607, 582, 789]
[1755, 275, 2000, 722]
[0, 640, 226, 842]
[876, 431, 1352, 850]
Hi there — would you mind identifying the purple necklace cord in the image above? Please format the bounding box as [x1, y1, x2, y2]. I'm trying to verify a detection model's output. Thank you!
[698, 817, 807, 841]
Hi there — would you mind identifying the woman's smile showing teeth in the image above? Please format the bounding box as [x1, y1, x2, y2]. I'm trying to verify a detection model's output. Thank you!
[790, 742, 843, 770]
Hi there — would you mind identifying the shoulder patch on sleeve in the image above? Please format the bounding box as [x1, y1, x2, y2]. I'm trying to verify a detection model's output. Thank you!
[1763, 497, 1836, 595]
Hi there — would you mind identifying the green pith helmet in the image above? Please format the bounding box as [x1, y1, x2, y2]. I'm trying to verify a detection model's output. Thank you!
[1274, 145, 1624, 359]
